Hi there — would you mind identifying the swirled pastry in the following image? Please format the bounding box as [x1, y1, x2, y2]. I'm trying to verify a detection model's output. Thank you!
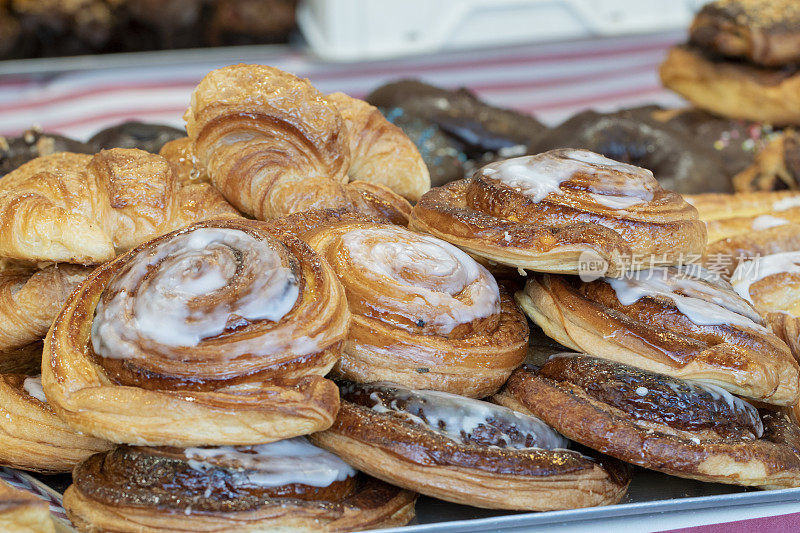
[0, 374, 110, 473]
[500, 354, 800, 488]
[64, 438, 415, 533]
[184, 64, 417, 221]
[410, 149, 706, 276]
[42, 219, 350, 446]
[0, 263, 92, 372]
[278, 209, 528, 397]
[0, 478, 54, 533]
[310, 381, 631, 511]
[0, 148, 239, 263]
[516, 267, 800, 405]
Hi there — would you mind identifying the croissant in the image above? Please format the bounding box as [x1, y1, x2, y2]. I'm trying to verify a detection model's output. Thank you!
[158, 136, 208, 185]
[275, 209, 528, 397]
[0, 148, 240, 264]
[410, 149, 706, 276]
[0, 374, 111, 473]
[516, 267, 800, 405]
[0, 263, 92, 372]
[0, 478, 55, 533]
[42, 219, 350, 446]
[184, 64, 420, 222]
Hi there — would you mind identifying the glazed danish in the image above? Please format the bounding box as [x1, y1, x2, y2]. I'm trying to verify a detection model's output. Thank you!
[42, 219, 350, 446]
[410, 149, 706, 276]
[64, 438, 416, 533]
[311, 381, 630, 511]
[0, 478, 54, 533]
[516, 267, 800, 405]
[500, 354, 800, 488]
[279, 209, 528, 397]
[184, 64, 419, 221]
[0, 374, 110, 473]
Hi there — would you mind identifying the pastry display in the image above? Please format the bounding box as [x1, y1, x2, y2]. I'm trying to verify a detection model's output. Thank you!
[64, 438, 415, 532]
[410, 149, 706, 276]
[0, 478, 54, 533]
[516, 267, 800, 405]
[184, 64, 424, 221]
[499, 354, 800, 488]
[310, 381, 631, 511]
[661, 0, 800, 125]
[42, 219, 349, 446]
[277, 209, 528, 397]
[87, 121, 186, 154]
[0, 374, 111, 473]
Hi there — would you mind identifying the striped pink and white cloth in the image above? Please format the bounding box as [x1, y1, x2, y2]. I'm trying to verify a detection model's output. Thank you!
[0, 31, 687, 140]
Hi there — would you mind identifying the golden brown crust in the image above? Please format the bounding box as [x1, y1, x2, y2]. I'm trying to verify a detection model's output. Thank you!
[733, 129, 800, 192]
[660, 45, 800, 126]
[409, 150, 706, 276]
[0, 374, 111, 473]
[505, 360, 800, 488]
[0, 479, 54, 533]
[704, 224, 800, 277]
[158, 136, 208, 185]
[516, 272, 800, 405]
[311, 388, 631, 511]
[42, 218, 350, 446]
[0, 263, 92, 371]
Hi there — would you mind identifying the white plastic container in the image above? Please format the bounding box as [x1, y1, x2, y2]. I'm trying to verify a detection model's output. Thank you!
[297, 0, 705, 61]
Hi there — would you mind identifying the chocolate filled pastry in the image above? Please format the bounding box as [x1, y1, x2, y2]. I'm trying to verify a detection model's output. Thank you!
[64, 437, 415, 533]
[184, 65, 423, 222]
[0, 478, 54, 533]
[0, 127, 90, 177]
[0, 263, 92, 372]
[733, 129, 800, 192]
[42, 219, 350, 446]
[410, 149, 706, 276]
[87, 121, 186, 154]
[0, 374, 110, 473]
[277, 209, 528, 397]
[0, 148, 239, 264]
[310, 381, 631, 511]
[499, 354, 800, 488]
[516, 267, 800, 405]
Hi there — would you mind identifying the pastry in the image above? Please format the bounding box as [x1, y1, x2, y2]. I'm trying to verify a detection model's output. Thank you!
[158, 136, 207, 185]
[409, 149, 706, 276]
[499, 354, 800, 488]
[516, 267, 800, 405]
[0, 478, 54, 533]
[733, 129, 800, 192]
[184, 64, 420, 221]
[0, 374, 111, 472]
[277, 209, 528, 397]
[0, 148, 239, 264]
[0, 127, 90, 178]
[42, 219, 349, 446]
[64, 437, 414, 533]
[87, 121, 185, 154]
[689, 0, 800, 67]
[0, 263, 92, 372]
[310, 381, 631, 511]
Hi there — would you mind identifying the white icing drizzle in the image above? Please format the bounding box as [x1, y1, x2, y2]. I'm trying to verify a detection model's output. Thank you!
[731, 252, 800, 304]
[22, 376, 46, 403]
[635, 387, 648, 396]
[751, 215, 789, 231]
[682, 380, 764, 438]
[340, 226, 500, 334]
[92, 227, 301, 359]
[183, 437, 355, 488]
[606, 267, 767, 332]
[480, 149, 656, 209]
[773, 196, 800, 211]
[359, 383, 568, 450]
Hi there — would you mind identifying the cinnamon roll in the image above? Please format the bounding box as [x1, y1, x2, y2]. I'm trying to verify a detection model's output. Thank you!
[0, 374, 110, 473]
[0, 478, 54, 533]
[42, 219, 349, 446]
[279, 209, 528, 397]
[64, 438, 415, 533]
[500, 354, 800, 488]
[409, 149, 706, 276]
[516, 267, 800, 405]
[310, 381, 632, 511]
[184, 64, 418, 222]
